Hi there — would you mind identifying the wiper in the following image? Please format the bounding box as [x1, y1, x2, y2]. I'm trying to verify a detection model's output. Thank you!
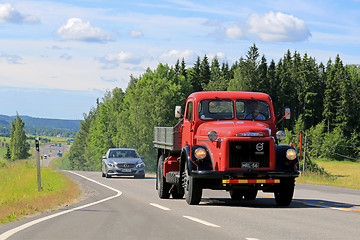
[215, 96, 233, 108]
[250, 97, 268, 107]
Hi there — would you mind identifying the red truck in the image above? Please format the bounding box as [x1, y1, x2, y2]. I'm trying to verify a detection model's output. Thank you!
[154, 91, 299, 206]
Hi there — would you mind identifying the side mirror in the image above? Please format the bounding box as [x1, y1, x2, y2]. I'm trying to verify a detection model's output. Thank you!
[285, 108, 291, 120]
[175, 106, 182, 118]
[141, 156, 144, 159]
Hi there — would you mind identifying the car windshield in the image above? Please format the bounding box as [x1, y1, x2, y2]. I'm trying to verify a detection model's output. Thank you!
[235, 99, 270, 120]
[109, 150, 139, 158]
[198, 98, 234, 120]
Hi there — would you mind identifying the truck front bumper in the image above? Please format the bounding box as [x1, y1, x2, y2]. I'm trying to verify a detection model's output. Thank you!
[191, 170, 300, 179]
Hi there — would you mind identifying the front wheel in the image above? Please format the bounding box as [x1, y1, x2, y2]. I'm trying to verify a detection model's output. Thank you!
[274, 178, 295, 206]
[183, 162, 202, 205]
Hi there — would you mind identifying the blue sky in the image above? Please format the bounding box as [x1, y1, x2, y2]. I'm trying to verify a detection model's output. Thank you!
[0, 0, 359, 120]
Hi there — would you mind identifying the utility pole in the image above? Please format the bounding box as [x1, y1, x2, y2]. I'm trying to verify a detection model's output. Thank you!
[302, 135, 307, 174]
[35, 137, 41, 191]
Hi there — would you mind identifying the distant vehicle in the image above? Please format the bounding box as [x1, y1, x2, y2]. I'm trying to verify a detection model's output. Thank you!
[43, 155, 47, 159]
[102, 148, 145, 179]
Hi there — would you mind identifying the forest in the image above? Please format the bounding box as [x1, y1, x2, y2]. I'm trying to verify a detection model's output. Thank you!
[68, 44, 360, 172]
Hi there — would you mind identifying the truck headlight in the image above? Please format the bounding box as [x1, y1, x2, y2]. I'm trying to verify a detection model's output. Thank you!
[208, 131, 218, 142]
[194, 148, 207, 160]
[286, 149, 297, 160]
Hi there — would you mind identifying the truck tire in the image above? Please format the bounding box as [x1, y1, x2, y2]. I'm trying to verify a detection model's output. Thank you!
[274, 178, 295, 206]
[229, 190, 244, 200]
[183, 161, 202, 205]
[157, 155, 171, 199]
[243, 190, 258, 200]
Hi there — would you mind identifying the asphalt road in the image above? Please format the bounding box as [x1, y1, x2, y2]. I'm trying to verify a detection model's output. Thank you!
[0, 171, 359, 240]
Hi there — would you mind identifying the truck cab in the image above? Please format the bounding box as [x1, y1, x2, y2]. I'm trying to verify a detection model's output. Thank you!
[154, 91, 299, 206]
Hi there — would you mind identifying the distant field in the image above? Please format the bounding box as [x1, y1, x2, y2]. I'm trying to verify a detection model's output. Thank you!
[297, 159, 360, 189]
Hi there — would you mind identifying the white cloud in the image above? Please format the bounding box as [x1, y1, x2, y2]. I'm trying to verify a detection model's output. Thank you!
[247, 11, 311, 42]
[56, 18, 112, 42]
[98, 51, 142, 69]
[225, 25, 243, 39]
[158, 50, 196, 64]
[129, 30, 143, 38]
[0, 52, 23, 64]
[0, 3, 40, 24]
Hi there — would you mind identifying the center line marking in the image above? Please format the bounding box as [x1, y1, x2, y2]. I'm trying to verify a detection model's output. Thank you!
[149, 203, 170, 211]
[183, 216, 220, 228]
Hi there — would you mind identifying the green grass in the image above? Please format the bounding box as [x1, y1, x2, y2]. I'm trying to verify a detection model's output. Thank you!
[49, 151, 71, 170]
[0, 159, 80, 224]
[297, 159, 360, 189]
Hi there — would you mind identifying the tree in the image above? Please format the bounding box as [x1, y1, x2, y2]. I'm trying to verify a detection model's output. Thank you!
[9, 114, 30, 161]
[5, 146, 11, 160]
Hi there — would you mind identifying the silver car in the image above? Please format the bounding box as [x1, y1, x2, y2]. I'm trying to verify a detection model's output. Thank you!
[101, 148, 145, 178]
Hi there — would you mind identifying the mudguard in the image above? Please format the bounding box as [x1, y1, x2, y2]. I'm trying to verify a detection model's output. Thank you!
[275, 144, 299, 171]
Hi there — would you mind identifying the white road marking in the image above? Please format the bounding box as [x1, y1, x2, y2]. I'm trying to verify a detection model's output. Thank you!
[149, 203, 171, 211]
[0, 171, 122, 240]
[183, 216, 220, 228]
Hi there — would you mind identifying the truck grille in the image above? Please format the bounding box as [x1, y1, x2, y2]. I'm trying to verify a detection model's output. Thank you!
[228, 140, 270, 168]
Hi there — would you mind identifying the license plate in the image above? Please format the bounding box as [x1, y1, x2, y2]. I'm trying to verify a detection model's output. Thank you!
[241, 162, 259, 169]
[122, 169, 132, 173]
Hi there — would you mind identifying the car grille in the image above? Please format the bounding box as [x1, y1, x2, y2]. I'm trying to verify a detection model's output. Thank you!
[116, 163, 136, 168]
[228, 140, 270, 168]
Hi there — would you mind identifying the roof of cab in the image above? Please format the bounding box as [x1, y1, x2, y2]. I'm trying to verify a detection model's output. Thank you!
[187, 91, 271, 101]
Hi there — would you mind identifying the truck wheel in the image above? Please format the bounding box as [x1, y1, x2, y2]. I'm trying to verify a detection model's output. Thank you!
[274, 178, 295, 206]
[171, 187, 184, 199]
[183, 162, 202, 205]
[243, 190, 258, 200]
[157, 155, 171, 199]
[229, 190, 244, 200]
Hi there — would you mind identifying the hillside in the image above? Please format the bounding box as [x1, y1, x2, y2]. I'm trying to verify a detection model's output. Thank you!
[0, 115, 80, 130]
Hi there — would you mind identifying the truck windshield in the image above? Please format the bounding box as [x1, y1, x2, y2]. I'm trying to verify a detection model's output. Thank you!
[198, 99, 234, 120]
[235, 99, 270, 120]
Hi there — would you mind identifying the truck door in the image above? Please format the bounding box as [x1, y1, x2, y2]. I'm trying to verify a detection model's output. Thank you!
[182, 101, 194, 147]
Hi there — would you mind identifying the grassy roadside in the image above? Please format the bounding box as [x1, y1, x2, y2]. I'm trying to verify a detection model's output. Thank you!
[296, 159, 360, 189]
[0, 154, 80, 225]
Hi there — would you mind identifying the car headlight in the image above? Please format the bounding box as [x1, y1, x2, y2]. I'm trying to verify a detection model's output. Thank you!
[107, 162, 116, 167]
[208, 131, 218, 142]
[136, 162, 145, 168]
[194, 148, 207, 160]
[286, 149, 297, 160]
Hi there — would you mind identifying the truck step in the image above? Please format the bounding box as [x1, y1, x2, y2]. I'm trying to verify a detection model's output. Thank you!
[166, 171, 180, 185]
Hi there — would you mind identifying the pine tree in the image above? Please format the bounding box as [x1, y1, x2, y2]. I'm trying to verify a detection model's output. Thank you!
[9, 114, 30, 161]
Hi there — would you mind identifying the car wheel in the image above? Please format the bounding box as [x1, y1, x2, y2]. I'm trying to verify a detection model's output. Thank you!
[134, 174, 145, 179]
[105, 167, 111, 178]
[157, 155, 171, 199]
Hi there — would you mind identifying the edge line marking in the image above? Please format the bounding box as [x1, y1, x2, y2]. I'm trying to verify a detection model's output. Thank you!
[0, 171, 122, 240]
